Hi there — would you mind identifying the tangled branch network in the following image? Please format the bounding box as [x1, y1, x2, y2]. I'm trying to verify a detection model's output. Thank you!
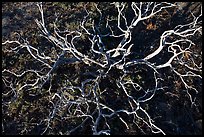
[2, 2, 202, 135]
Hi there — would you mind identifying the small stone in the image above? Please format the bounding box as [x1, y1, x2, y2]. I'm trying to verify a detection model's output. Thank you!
[195, 119, 202, 131]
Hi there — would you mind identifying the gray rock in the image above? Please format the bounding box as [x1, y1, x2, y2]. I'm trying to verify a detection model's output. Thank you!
[2, 16, 10, 27]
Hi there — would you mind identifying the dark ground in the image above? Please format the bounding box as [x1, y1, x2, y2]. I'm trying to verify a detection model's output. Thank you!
[2, 2, 202, 135]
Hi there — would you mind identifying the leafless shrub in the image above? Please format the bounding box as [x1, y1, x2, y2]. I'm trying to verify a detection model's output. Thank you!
[2, 2, 202, 135]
